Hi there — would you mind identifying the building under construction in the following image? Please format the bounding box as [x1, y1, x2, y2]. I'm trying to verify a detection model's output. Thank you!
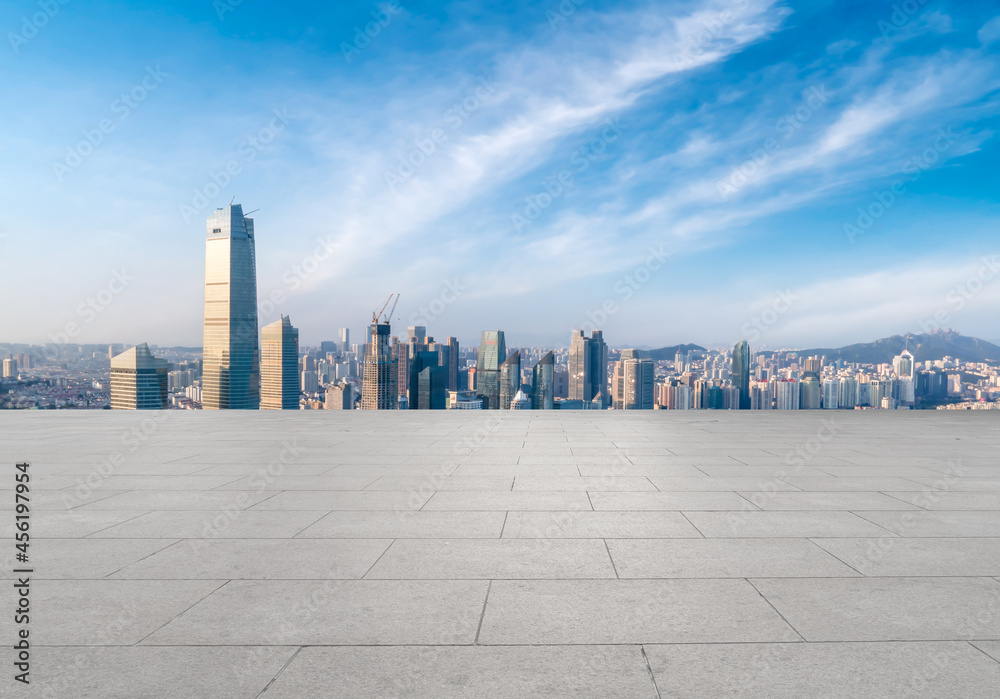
[360, 295, 399, 410]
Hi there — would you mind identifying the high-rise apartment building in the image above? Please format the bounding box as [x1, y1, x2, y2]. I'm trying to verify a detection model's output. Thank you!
[260, 315, 299, 410]
[325, 382, 354, 409]
[500, 349, 521, 409]
[476, 330, 506, 409]
[614, 350, 654, 409]
[569, 329, 608, 407]
[775, 379, 800, 410]
[361, 323, 397, 409]
[732, 340, 752, 409]
[822, 379, 839, 409]
[110, 343, 168, 410]
[202, 204, 260, 409]
[2, 358, 15, 378]
[531, 351, 554, 409]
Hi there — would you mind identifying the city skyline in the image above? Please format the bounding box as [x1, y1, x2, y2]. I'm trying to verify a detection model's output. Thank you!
[2, 1, 1000, 348]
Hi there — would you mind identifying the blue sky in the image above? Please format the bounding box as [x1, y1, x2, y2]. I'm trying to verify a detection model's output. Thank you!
[2, 0, 999, 350]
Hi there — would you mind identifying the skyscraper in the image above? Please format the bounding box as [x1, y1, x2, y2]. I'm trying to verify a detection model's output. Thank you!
[476, 330, 506, 409]
[110, 343, 168, 410]
[531, 351, 554, 409]
[732, 340, 752, 410]
[361, 322, 397, 409]
[260, 315, 299, 410]
[569, 329, 608, 407]
[202, 204, 260, 410]
[500, 349, 521, 409]
[409, 350, 446, 409]
[407, 326, 427, 344]
[614, 349, 654, 409]
[338, 328, 350, 351]
[446, 337, 460, 391]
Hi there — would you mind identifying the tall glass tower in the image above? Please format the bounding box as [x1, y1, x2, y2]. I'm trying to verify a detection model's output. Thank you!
[732, 340, 752, 410]
[202, 204, 260, 409]
[569, 329, 608, 407]
[499, 349, 521, 409]
[476, 330, 506, 409]
[361, 323, 398, 409]
[260, 315, 299, 410]
[531, 351, 554, 409]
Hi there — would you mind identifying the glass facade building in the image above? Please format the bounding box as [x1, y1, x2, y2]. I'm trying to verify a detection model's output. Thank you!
[531, 351, 554, 409]
[202, 204, 260, 410]
[569, 329, 608, 408]
[260, 315, 300, 410]
[499, 349, 521, 409]
[732, 340, 752, 410]
[110, 343, 168, 409]
[476, 330, 506, 409]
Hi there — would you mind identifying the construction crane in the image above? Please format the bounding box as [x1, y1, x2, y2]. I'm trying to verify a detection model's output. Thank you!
[385, 293, 400, 326]
[372, 293, 398, 325]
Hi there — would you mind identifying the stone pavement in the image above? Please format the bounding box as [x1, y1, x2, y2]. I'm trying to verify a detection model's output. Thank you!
[2, 411, 999, 697]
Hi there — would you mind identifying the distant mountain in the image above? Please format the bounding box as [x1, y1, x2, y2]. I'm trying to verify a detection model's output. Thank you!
[636, 344, 707, 361]
[778, 331, 1000, 365]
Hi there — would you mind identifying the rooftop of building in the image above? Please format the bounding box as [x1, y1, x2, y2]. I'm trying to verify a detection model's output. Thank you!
[2, 411, 999, 697]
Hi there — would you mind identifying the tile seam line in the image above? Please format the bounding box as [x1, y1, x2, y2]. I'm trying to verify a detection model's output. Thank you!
[745, 577, 808, 643]
[640, 644, 663, 699]
[132, 578, 232, 646]
[101, 538, 186, 579]
[474, 580, 493, 645]
[255, 645, 302, 698]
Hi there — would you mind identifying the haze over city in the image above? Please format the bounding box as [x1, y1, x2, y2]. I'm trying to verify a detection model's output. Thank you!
[2, 0, 1000, 348]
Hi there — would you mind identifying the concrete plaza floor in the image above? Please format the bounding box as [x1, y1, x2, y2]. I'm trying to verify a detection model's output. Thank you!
[2, 411, 1000, 697]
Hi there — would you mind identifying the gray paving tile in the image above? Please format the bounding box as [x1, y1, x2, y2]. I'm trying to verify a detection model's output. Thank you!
[855, 510, 1000, 537]
[82, 475, 245, 490]
[738, 491, 919, 510]
[0, 646, 297, 699]
[248, 490, 430, 510]
[512, 476, 657, 491]
[87, 510, 326, 538]
[364, 476, 514, 491]
[752, 577, 1000, 641]
[646, 476, 802, 491]
[144, 580, 488, 645]
[296, 511, 506, 538]
[263, 645, 655, 698]
[0, 489, 129, 510]
[213, 475, 378, 490]
[590, 492, 754, 511]
[973, 641, 1000, 662]
[684, 511, 896, 537]
[478, 579, 800, 644]
[72, 490, 278, 510]
[502, 511, 703, 538]
[811, 537, 1000, 576]
[422, 491, 593, 511]
[0, 511, 144, 538]
[645, 642, 1000, 699]
[778, 476, 927, 491]
[904, 477, 1000, 491]
[0, 580, 223, 645]
[884, 491, 1000, 510]
[366, 539, 616, 579]
[0, 538, 176, 579]
[607, 538, 860, 578]
[110, 538, 392, 579]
